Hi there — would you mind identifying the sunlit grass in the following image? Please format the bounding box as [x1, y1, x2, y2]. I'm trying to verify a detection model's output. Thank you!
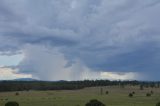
[0, 86, 160, 106]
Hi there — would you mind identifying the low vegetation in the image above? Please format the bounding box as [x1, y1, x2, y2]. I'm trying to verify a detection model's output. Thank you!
[105, 91, 109, 95]
[146, 93, 151, 97]
[15, 92, 19, 96]
[128, 93, 133, 97]
[132, 91, 135, 94]
[0, 81, 160, 106]
[85, 99, 105, 106]
[156, 102, 160, 106]
[5, 101, 19, 106]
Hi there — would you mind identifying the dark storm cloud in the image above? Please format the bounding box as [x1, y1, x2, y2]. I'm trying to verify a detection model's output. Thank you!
[0, 0, 160, 80]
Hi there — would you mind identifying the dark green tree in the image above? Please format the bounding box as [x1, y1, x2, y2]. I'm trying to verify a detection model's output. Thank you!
[85, 99, 105, 106]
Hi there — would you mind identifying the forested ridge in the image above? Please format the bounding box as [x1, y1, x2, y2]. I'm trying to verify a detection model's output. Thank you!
[0, 80, 159, 92]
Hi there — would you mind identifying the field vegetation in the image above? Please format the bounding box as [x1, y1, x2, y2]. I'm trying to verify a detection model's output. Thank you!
[0, 85, 160, 106]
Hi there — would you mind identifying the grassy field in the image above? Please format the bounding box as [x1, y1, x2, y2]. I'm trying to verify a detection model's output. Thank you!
[0, 86, 160, 106]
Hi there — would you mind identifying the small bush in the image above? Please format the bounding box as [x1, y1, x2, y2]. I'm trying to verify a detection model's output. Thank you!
[106, 91, 109, 95]
[132, 91, 135, 94]
[15, 92, 19, 96]
[156, 102, 160, 106]
[5, 101, 19, 106]
[85, 99, 105, 106]
[129, 93, 133, 97]
[146, 93, 151, 97]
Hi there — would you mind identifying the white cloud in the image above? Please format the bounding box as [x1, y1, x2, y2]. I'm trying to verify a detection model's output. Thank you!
[0, 67, 32, 80]
[19, 45, 99, 80]
[18, 44, 139, 81]
[101, 72, 139, 80]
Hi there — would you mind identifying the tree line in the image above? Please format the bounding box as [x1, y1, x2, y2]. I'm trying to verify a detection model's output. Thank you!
[0, 80, 159, 92]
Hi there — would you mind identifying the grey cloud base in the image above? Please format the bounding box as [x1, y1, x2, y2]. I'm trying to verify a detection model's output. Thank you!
[0, 0, 160, 80]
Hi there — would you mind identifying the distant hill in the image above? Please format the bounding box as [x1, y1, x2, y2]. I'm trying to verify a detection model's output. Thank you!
[13, 78, 38, 81]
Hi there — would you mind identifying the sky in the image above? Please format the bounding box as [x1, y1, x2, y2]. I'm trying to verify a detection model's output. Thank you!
[0, 0, 160, 81]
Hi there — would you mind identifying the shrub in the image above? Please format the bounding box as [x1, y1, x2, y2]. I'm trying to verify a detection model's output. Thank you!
[5, 101, 19, 106]
[106, 91, 109, 95]
[146, 93, 151, 97]
[129, 93, 133, 97]
[156, 102, 160, 106]
[132, 91, 135, 94]
[15, 92, 19, 96]
[85, 99, 105, 106]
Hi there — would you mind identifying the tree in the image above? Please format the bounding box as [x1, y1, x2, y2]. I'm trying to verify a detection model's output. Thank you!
[85, 99, 105, 106]
[5, 101, 19, 106]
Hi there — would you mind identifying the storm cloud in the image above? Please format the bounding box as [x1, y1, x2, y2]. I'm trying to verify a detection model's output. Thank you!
[0, 0, 160, 80]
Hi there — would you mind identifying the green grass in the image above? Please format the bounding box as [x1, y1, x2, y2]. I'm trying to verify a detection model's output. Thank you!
[0, 86, 160, 106]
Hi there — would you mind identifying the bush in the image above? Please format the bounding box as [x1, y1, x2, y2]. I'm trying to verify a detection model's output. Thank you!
[132, 91, 135, 94]
[85, 99, 105, 106]
[106, 91, 109, 95]
[156, 102, 160, 106]
[15, 92, 19, 96]
[5, 101, 19, 106]
[146, 93, 151, 97]
[129, 93, 133, 97]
